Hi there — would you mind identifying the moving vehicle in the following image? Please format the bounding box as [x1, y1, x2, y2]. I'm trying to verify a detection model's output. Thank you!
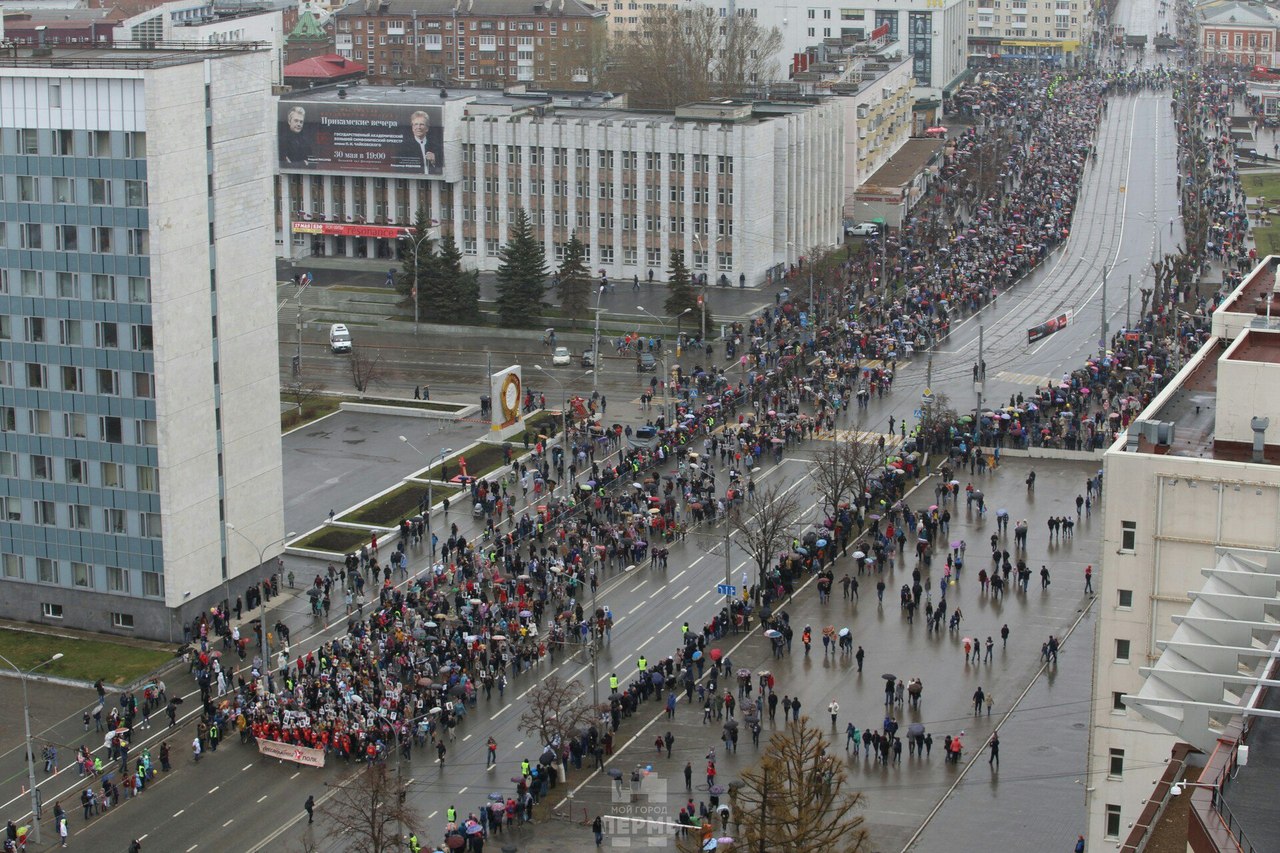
[552, 346, 572, 365]
[637, 352, 657, 372]
[845, 222, 881, 238]
[329, 323, 352, 353]
[581, 348, 597, 368]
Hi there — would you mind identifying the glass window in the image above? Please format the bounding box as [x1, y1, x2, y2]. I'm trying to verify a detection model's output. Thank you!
[89, 178, 111, 205]
[107, 565, 129, 592]
[26, 363, 46, 389]
[92, 275, 115, 301]
[25, 317, 44, 342]
[125, 180, 147, 207]
[136, 419, 158, 446]
[57, 273, 78, 299]
[64, 413, 86, 439]
[59, 319, 81, 346]
[53, 177, 75, 203]
[128, 277, 151, 303]
[41, 603, 63, 619]
[100, 416, 122, 444]
[2, 554, 22, 578]
[1120, 520, 1136, 551]
[34, 500, 56, 526]
[1104, 805, 1121, 838]
[66, 459, 87, 484]
[133, 372, 154, 399]
[62, 366, 82, 392]
[72, 562, 92, 588]
[31, 455, 52, 480]
[29, 410, 51, 435]
[140, 512, 162, 538]
[70, 505, 91, 530]
[133, 325, 153, 351]
[1112, 692, 1126, 712]
[1115, 639, 1130, 661]
[96, 322, 118, 348]
[101, 461, 123, 488]
[1117, 589, 1133, 608]
[0, 451, 13, 476]
[97, 369, 118, 396]
[17, 176, 37, 201]
[0, 497, 19, 522]
[111, 612, 135, 629]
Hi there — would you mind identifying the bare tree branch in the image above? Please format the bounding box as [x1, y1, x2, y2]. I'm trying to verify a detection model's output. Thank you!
[284, 380, 327, 414]
[319, 764, 421, 853]
[518, 675, 597, 749]
[349, 347, 386, 394]
[731, 480, 802, 596]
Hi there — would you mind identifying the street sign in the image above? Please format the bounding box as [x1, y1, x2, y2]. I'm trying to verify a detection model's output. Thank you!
[717, 584, 737, 596]
[913, 409, 923, 418]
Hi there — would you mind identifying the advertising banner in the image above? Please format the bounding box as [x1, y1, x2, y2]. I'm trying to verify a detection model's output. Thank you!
[291, 221, 405, 239]
[278, 101, 444, 177]
[491, 366, 523, 431]
[256, 738, 326, 768]
[1026, 310, 1071, 344]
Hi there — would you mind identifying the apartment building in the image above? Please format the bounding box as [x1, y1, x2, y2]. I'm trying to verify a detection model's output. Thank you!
[966, 0, 1088, 64]
[331, 0, 607, 89]
[275, 85, 844, 284]
[0, 45, 284, 640]
[1086, 258, 1280, 846]
[1196, 0, 1279, 68]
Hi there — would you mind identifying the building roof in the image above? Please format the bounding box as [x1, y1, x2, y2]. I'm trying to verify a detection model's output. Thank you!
[1195, 0, 1280, 28]
[333, 0, 605, 18]
[286, 8, 328, 41]
[860, 138, 944, 191]
[0, 44, 269, 69]
[283, 53, 364, 78]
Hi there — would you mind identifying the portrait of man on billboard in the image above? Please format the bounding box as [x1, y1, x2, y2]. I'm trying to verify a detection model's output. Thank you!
[279, 105, 313, 167]
[402, 109, 444, 175]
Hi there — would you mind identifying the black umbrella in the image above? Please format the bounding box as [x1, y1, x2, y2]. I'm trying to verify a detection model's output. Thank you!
[607, 768, 623, 779]
[307, 587, 322, 599]
[882, 673, 897, 681]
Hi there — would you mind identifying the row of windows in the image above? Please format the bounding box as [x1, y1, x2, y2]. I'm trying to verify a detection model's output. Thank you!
[3, 129, 145, 159]
[0, 223, 149, 254]
[0, 316, 152, 351]
[461, 178, 735, 205]
[0, 271, 151, 302]
[0, 498, 161, 536]
[1205, 31, 1270, 48]
[0, 408, 156, 445]
[3, 554, 161, 597]
[0, 362, 154, 398]
[339, 17, 588, 33]
[2, 175, 147, 207]
[0, 452, 157, 491]
[38, 602, 137, 629]
[457, 236, 733, 271]
[462, 145, 733, 175]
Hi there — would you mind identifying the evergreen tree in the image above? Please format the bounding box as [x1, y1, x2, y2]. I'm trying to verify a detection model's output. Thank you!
[396, 209, 439, 324]
[495, 208, 549, 328]
[435, 235, 481, 323]
[556, 232, 592, 327]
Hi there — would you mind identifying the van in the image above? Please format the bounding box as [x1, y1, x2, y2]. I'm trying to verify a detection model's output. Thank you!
[329, 323, 352, 353]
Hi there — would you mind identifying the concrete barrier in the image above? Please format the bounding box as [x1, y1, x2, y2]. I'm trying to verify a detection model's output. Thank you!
[996, 446, 1106, 461]
[340, 401, 479, 420]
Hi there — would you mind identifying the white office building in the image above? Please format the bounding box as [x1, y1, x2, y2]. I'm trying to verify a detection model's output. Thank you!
[276, 86, 845, 284]
[1086, 257, 1280, 845]
[0, 45, 284, 640]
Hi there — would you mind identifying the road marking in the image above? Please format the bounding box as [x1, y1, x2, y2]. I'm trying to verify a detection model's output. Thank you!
[671, 570, 687, 581]
[647, 588, 662, 599]
[257, 795, 269, 803]
[613, 616, 627, 627]
[696, 590, 711, 603]
[222, 820, 234, 828]
[139, 836, 148, 842]
[242, 764, 253, 771]
[490, 704, 512, 721]
[187, 845, 199, 852]
[173, 809, 185, 817]
[290, 772, 300, 780]
[463, 734, 473, 742]
[659, 621, 672, 632]
[643, 634, 655, 647]
[514, 741, 524, 750]
[208, 786, 220, 794]
[459, 786, 468, 794]
[675, 585, 689, 598]
[677, 605, 692, 618]
[428, 811, 438, 820]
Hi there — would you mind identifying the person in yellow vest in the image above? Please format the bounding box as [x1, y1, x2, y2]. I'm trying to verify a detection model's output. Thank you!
[609, 674, 619, 692]
[637, 655, 647, 672]
[681, 622, 689, 640]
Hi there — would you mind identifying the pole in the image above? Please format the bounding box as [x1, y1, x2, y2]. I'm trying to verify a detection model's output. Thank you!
[413, 240, 420, 336]
[1126, 273, 1133, 330]
[1100, 265, 1108, 351]
[294, 300, 302, 377]
[21, 676, 40, 844]
[592, 289, 603, 391]
[260, 540, 273, 692]
[724, 527, 732, 614]
[975, 325, 984, 448]
[590, 574, 600, 709]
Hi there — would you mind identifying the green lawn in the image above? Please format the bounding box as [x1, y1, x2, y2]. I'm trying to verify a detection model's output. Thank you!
[1243, 173, 1280, 258]
[1242, 172, 1280, 202]
[0, 629, 172, 686]
[291, 526, 374, 555]
[420, 442, 512, 481]
[338, 481, 460, 527]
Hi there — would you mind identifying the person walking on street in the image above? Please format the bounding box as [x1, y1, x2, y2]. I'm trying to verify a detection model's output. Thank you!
[972, 687, 985, 716]
[1075, 834, 1086, 852]
[828, 700, 839, 730]
[592, 815, 604, 847]
[304, 794, 315, 824]
[1084, 564, 1093, 594]
[988, 732, 1000, 768]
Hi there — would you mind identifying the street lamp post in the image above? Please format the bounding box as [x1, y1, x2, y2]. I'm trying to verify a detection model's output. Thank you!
[637, 306, 691, 427]
[1100, 257, 1129, 352]
[399, 437, 452, 550]
[398, 227, 434, 336]
[225, 525, 296, 691]
[535, 365, 571, 497]
[0, 652, 64, 845]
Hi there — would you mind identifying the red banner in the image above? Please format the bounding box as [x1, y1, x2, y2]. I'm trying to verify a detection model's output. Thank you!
[292, 221, 403, 239]
[872, 23, 891, 40]
[1027, 311, 1071, 343]
[256, 738, 326, 768]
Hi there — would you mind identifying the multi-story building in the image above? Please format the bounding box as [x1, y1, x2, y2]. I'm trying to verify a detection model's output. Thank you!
[966, 0, 1088, 65]
[1086, 257, 1280, 847]
[275, 85, 844, 284]
[113, 1, 287, 86]
[0, 8, 125, 46]
[733, 0, 968, 105]
[332, 0, 607, 90]
[786, 34, 914, 199]
[0, 44, 284, 641]
[602, 0, 689, 35]
[1196, 0, 1278, 67]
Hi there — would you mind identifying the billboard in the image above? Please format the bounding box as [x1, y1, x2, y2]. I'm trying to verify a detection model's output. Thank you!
[1026, 310, 1071, 344]
[278, 101, 445, 177]
[291, 221, 404, 239]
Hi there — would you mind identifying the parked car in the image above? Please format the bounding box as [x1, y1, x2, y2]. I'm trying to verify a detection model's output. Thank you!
[552, 346, 571, 365]
[329, 323, 352, 353]
[637, 352, 657, 372]
[581, 348, 597, 368]
[845, 222, 881, 238]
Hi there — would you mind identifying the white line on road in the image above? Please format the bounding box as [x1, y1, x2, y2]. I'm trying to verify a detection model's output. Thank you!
[208, 786, 219, 794]
[462, 733, 473, 741]
[677, 605, 692, 618]
[659, 621, 672, 632]
[428, 811, 438, 820]
[647, 588, 662, 599]
[257, 795, 269, 803]
[242, 764, 253, 771]
[675, 585, 689, 598]
[173, 809, 185, 817]
[490, 704, 512, 720]
[186, 845, 199, 852]
[613, 615, 627, 627]
[458, 786, 468, 794]
[670, 569, 687, 581]
[695, 590, 711, 602]
[289, 772, 300, 780]
[222, 819, 234, 828]
[643, 635, 655, 647]
[514, 741, 524, 750]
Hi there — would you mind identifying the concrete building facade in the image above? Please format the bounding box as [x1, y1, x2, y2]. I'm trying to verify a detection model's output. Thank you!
[0, 45, 284, 641]
[276, 85, 844, 285]
[1086, 258, 1280, 847]
[966, 0, 1088, 63]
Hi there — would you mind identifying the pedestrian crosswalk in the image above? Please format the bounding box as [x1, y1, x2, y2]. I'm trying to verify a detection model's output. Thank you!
[995, 370, 1054, 388]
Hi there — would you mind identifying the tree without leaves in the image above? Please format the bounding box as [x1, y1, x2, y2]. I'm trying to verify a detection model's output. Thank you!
[810, 437, 862, 520]
[606, 4, 781, 109]
[679, 716, 869, 853]
[283, 380, 327, 414]
[518, 675, 596, 749]
[731, 479, 802, 599]
[318, 764, 421, 853]
[349, 347, 386, 394]
[556, 232, 592, 328]
[495, 208, 549, 328]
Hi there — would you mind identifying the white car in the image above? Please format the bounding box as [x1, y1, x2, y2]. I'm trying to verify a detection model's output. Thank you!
[551, 346, 571, 365]
[845, 222, 881, 238]
[329, 323, 352, 353]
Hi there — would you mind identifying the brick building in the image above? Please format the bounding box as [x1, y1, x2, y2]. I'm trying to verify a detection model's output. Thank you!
[1196, 0, 1278, 67]
[332, 0, 606, 89]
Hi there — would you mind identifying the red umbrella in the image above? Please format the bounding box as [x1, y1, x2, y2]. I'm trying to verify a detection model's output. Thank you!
[710, 648, 723, 662]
